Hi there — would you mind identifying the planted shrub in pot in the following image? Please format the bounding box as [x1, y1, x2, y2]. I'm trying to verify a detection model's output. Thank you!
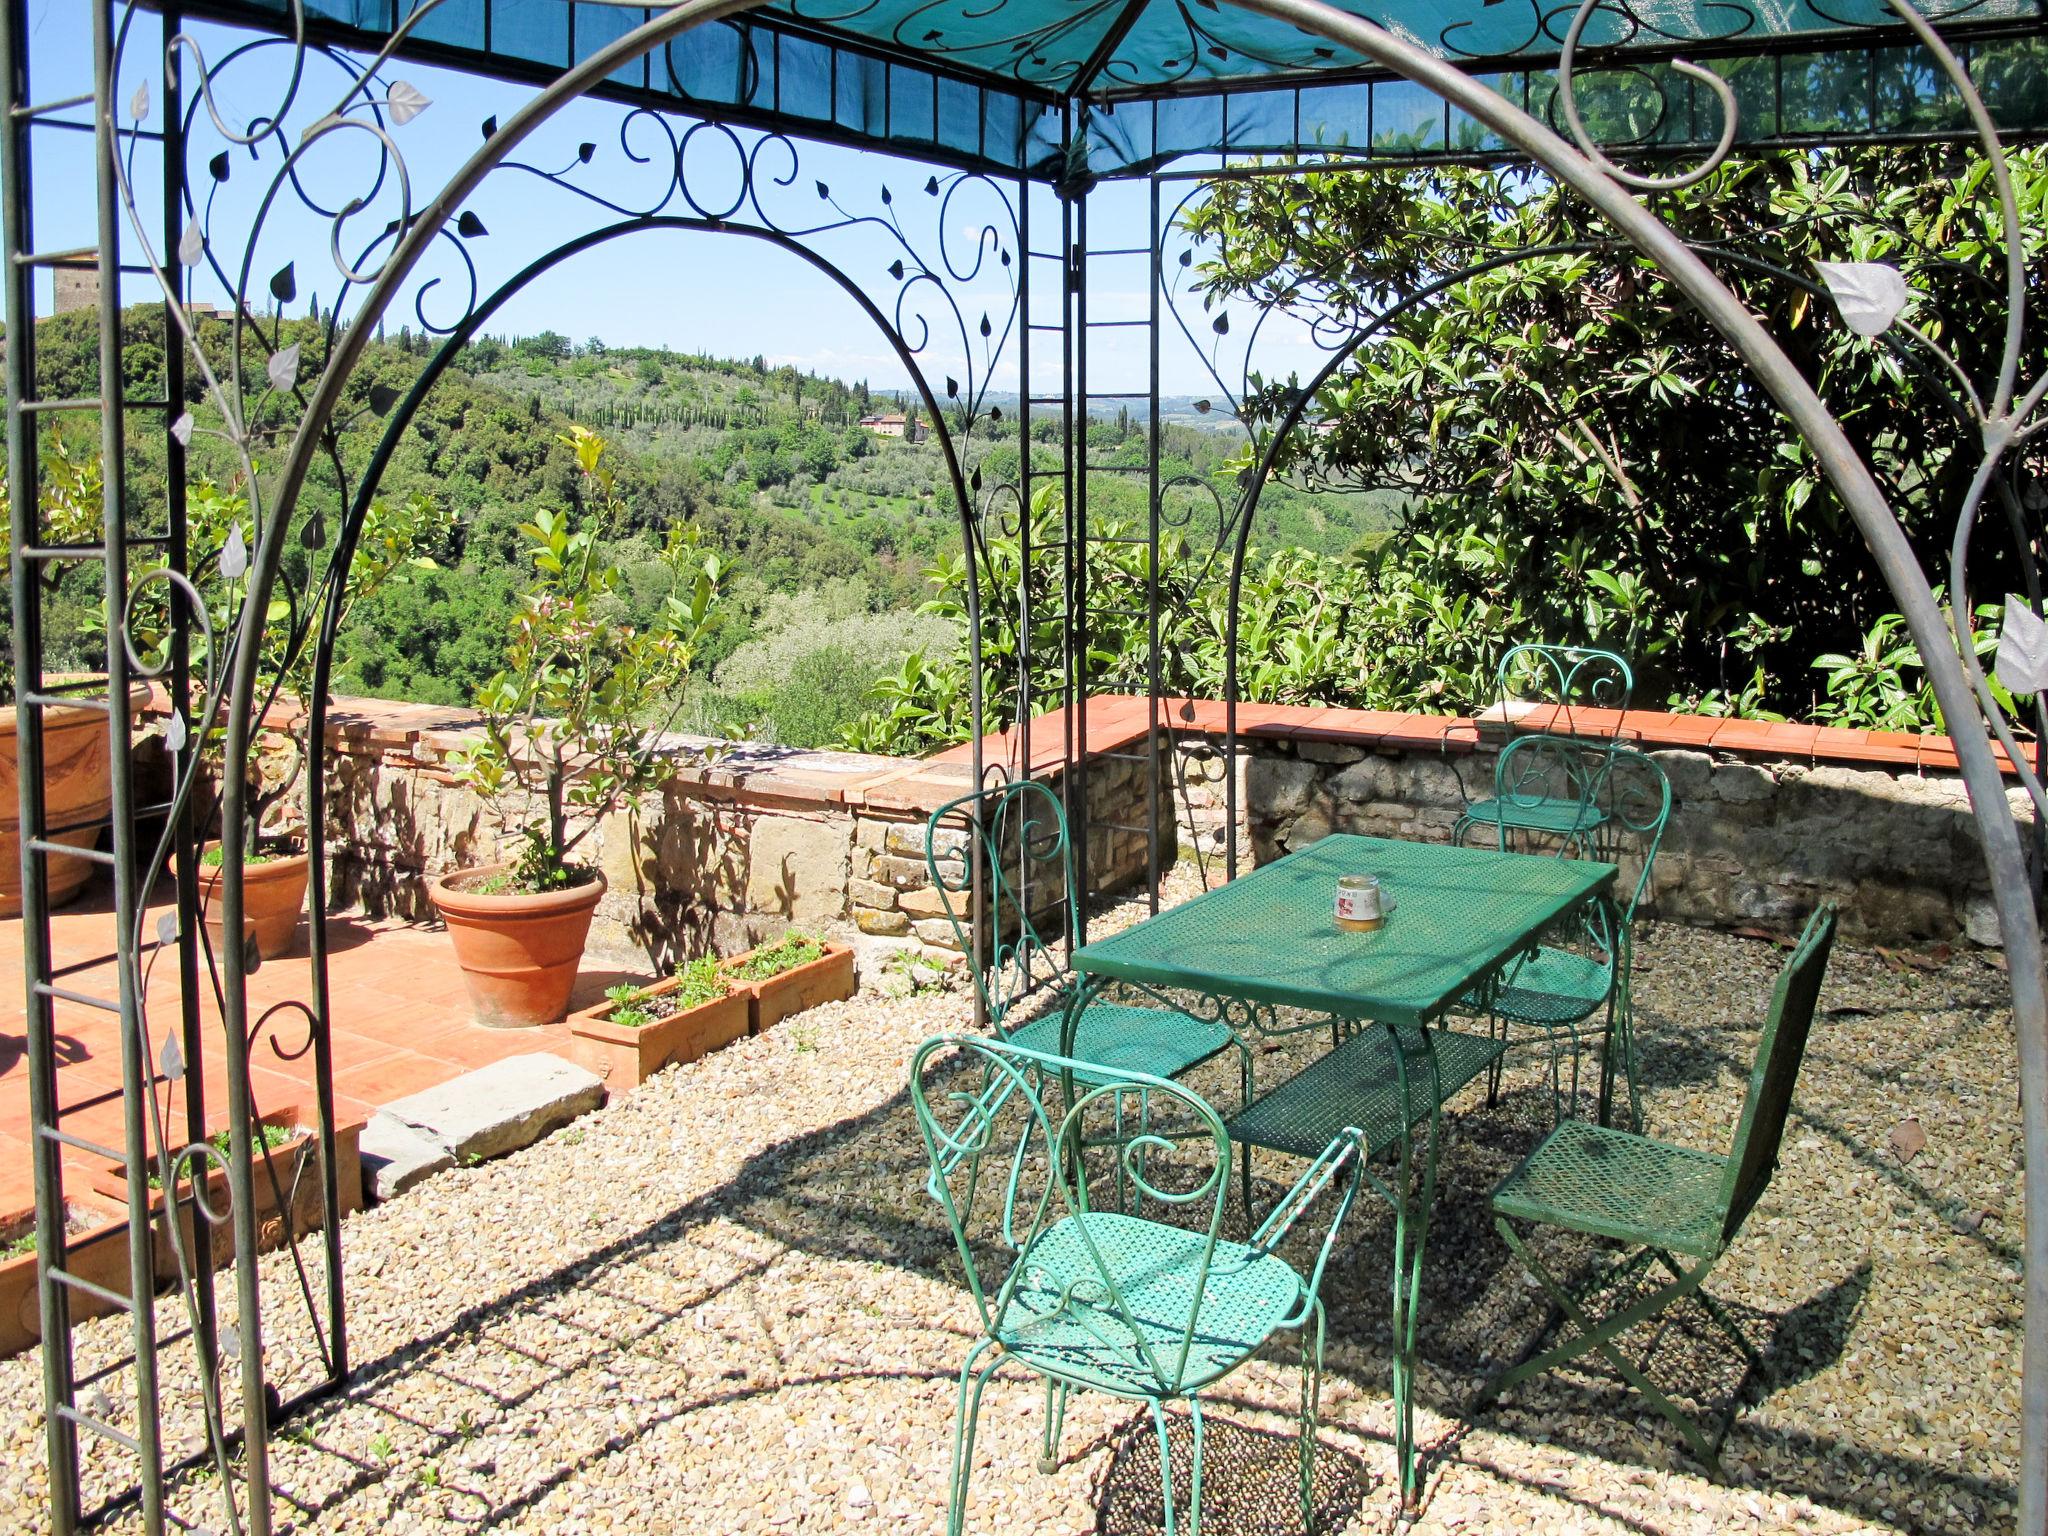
[435, 426, 723, 1027]
[141, 479, 449, 960]
[569, 956, 749, 1087]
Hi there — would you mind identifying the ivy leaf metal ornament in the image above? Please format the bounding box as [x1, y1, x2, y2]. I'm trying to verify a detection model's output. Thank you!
[386, 80, 432, 127]
[1813, 260, 1909, 338]
[220, 524, 249, 580]
[130, 80, 149, 122]
[162, 710, 188, 754]
[178, 220, 204, 267]
[170, 412, 194, 447]
[267, 342, 300, 394]
[1997, 594, 2048, 695]
[159, 1030, 185, 1083]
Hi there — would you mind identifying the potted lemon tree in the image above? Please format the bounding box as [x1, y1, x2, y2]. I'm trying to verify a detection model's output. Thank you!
[433, 426, 722, 1026]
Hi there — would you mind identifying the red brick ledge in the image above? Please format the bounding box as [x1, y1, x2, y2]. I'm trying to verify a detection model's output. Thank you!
[136, 688, 2028, 823]
[936, 695, 2030, 781]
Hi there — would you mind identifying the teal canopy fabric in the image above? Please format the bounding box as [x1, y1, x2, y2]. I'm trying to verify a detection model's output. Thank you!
[184, 0, 2048, 177]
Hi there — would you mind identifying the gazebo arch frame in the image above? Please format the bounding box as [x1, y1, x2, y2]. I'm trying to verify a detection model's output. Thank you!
[4, 1, 2044, 1531]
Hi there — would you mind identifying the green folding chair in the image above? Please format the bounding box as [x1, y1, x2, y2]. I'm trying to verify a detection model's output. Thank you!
[912, 1034, 1365, 1535]
[1482, 903, 1838, 1478]
[1471, 740, 1671, 1127]
[926, 779, 1242, 1092]
[1451, 644, 1635, 853]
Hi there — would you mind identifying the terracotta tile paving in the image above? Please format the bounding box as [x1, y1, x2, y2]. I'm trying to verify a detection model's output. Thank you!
[0, 872, 613, 1225]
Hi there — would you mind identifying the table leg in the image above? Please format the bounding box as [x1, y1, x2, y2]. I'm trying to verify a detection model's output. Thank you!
[1385, 1021, 1446, 1512]
[1593, 894, 1622, 1129]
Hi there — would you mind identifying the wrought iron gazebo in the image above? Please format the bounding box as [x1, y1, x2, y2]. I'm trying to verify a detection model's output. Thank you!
[5, 0, 2046, 1530]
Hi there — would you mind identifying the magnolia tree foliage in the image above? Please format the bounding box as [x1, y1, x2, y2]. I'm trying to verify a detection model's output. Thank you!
[1182, 146, 2048, 724]
[842, 149, 2048, 757]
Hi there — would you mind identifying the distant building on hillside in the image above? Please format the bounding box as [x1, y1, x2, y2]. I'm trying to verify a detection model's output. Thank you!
[52, 257, 98, 316]
[860, 412, 910, 438]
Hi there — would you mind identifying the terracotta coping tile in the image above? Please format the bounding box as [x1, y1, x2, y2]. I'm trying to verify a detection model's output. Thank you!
[1632, 712, 1726, 749]
[1917, 741, 1962, 771]
[1377, 715, 1463, 746]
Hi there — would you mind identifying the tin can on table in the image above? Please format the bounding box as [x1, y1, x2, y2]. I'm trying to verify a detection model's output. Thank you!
[1335, 874, 1386, 932]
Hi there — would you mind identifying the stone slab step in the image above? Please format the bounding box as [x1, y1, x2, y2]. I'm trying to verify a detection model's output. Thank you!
[377, 1052, 605, 1169]
[358, 1111, 455, 1202]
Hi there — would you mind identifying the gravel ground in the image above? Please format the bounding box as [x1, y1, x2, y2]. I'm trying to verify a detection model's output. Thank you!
[0, 874, 2024, 1535]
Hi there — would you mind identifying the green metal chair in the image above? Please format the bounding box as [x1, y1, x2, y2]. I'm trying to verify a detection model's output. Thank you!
[1483, 903, 1838, 1478]
[1451, 644, 1635, 853]
[911, 1034, 1365, 1535]
[926, 779, 1241, 1092]
[1471, 740, 1671, 1127]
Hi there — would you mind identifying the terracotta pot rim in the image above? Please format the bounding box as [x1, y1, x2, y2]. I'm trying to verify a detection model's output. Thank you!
[722, 939, 854, 986]
[430, 863, 607, 919]
[0, 678, 151, 738]
[572, 987, 744, 1044]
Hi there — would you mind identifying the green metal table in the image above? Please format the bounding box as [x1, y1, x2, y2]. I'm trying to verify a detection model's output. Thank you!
[1068, 833, 1617, 1507]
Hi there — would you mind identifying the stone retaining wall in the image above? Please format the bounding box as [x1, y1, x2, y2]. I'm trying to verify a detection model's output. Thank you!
[317, 705, 1172, 975]
[1237, 734, 2029, 946]
[239, 692, 2031, 962]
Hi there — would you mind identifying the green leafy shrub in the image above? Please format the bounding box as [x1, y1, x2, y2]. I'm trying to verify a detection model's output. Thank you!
[671, 954, 733, 1008]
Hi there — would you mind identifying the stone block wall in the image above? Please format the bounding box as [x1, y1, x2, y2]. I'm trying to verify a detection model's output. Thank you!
[1238, 734, 2031, 946]
[182, 690, 2031, 965]
[312, 700, 1175, 975]
[846, 742, 1178, 954]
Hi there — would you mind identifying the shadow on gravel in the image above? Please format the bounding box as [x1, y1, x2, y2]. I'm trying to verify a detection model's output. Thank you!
[1091, 1409, 1375, 1536]
[248, 1037, 2007, 1534]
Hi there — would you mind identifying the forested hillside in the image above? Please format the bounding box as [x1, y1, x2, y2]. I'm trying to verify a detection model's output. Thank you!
[7, 307, 1394, 750]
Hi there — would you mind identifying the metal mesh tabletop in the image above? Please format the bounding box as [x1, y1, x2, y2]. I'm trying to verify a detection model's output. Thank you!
[1075, 836, 1616, 1027]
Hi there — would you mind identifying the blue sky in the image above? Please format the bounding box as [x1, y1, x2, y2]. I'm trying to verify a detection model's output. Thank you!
[11, 2, 1326, 399]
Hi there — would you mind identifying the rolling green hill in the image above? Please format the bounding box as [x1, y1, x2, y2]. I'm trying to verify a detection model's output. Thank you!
[7, 308, 1396, 744]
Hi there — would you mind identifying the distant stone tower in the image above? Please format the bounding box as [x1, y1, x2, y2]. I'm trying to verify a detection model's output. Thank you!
[51, 256, 98, 315]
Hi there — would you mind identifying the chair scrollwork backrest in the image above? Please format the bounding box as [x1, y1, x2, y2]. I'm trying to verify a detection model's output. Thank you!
[910, 1035, 1235, 1397]
[925, 778, 1080, 1032]
[1596, 743, 1674, 928]
[1496, 643, 1634, 739]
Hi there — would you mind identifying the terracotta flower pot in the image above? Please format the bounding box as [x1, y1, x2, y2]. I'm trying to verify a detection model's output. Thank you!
[430, 864, 607, 1027]
[721, 940, 857, 1035]
[568, 973, 750, 1088]
[0, 1199, 134, 1360]
[0, 680, 151, 918]
[198, 841, 311, 961]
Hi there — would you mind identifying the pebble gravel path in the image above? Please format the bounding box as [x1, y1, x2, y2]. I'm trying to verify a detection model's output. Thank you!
[0, 882, 2023, 1534]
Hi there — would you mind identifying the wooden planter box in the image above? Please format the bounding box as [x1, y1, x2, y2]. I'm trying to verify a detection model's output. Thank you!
[568, 975, 750, 1088]
[721, 940, 857, 1034]
[0, 1199, 134, 1360]
[90, 1107, 363, 1278]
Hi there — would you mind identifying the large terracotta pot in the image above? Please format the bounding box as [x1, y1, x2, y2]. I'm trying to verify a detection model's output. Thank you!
[0, 682, 151, 918]
[430, 864, 607, 1027]
[198, 841, 311, 961]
